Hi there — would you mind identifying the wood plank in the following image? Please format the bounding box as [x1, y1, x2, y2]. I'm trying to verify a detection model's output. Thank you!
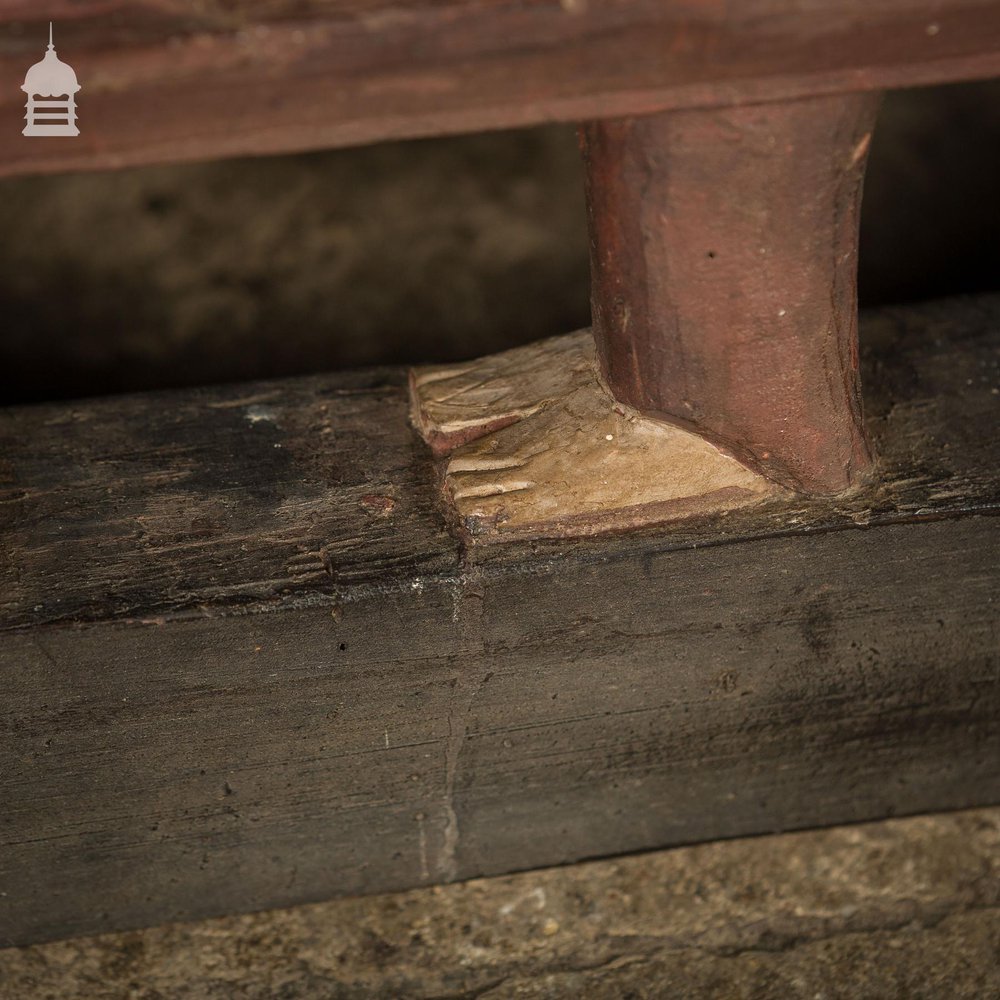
[2, 1, 1000, 178]
[1, 294, 998, 946]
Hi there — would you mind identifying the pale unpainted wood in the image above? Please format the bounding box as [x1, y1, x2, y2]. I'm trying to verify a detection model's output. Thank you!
[409, 332, 779, 541]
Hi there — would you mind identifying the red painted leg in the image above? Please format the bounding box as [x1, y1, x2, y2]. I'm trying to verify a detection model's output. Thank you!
[582, 94, 881, 495]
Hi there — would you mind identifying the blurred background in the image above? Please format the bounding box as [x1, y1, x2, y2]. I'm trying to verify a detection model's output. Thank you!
[1, 79, 999, 406]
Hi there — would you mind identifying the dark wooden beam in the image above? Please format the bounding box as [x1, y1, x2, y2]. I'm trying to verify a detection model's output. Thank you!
[2, 1, 1000, 178]
[1, 294, 998, 946]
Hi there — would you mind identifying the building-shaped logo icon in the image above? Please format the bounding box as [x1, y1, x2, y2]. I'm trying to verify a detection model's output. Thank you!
[22, 24, 80, 137]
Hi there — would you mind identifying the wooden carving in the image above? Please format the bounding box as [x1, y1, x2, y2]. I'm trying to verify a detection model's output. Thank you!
[410, 333, 779, 541]
[412, 94, 881, 539]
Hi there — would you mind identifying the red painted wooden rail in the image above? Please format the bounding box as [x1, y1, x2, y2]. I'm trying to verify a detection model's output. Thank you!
[1, 1, 999, 179]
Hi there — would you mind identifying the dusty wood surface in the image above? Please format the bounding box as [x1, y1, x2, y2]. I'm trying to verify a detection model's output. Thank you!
[1, 808, 998, 998]
[0, 294, 998, 946]
[409, 331, 779, 540]
[2, 1, 1000, 178]
[582, 94, 879, 495]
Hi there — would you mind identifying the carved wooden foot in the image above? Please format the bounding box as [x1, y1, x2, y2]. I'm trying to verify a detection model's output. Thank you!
[411, 93, 880, 541]
[409, 333, 781, 541]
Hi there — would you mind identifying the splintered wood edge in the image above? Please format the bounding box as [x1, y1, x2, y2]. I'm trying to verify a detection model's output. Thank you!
[458, 485, 778, 541]
[409, 332, 784, 542]
[408, 331, 595, 456]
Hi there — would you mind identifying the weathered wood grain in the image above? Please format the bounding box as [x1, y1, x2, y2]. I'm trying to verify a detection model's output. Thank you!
[2, 1, 1000, 178]
[0, 295, 998, 947]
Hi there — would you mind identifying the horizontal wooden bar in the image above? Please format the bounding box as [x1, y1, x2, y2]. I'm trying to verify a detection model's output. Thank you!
[2, 1, 1000, 178]
[1, 294, 998, 946]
